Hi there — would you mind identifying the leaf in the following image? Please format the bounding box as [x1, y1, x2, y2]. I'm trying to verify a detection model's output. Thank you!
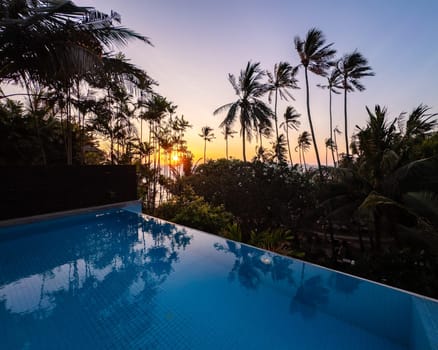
[391, 156, 438, 194]
[359, 191, 417, 227]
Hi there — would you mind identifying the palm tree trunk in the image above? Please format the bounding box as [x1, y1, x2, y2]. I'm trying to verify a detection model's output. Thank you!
[67, 87, 72, 165]
[77, 82, 84, 165]
[304, 68, 323, 178]
[285, 125, 293, 165]
[334, 131, 340, 164]
[151, 122, 158, 213]
[148, 120, 152, 165]
[298, 147, 302, 168]
[242, 127, 247, 162]
[325, 146, 328, 168]
[25, 84, 47, 165]
[302, 148, 307, 172]
[274, 88, 279, 140]
[140, 117, 143, 165]
[225, 136, 229, 159]
[344, 79, 349, 158]
[110, 132, 114, 164]
[204, 139, 207, 163]
[329, 89, 336, 167]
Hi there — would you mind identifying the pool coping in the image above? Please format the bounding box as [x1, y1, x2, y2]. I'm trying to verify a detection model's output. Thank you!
[0, 200, 141, 228]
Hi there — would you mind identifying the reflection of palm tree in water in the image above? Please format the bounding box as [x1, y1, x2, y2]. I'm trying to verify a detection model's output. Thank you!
[214, 241, 295, 290]
[328, 272, 361, 295]
[0, 211, 193, 349]
[290, 263, 329, 318]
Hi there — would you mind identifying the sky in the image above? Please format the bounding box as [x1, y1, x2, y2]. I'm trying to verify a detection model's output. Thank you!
[77, 0, 438, 164]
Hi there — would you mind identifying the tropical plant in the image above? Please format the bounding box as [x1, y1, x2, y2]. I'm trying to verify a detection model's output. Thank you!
[266, 62, 299, 140]
[324, 104, 438, 252]
[317, 69, 342, 166]
[297, 131, 312, 171]
[337, 51, 374, 158]
[397, 104, 437, 163]
[280, 106, 301, 165]
[271, 134, 288, 164]
[183, 159, 315, 236]
[214, 61, 272, 162]
[256, 121, 272, 150]
[0, 1, 152, 164]
[0, 0, 151, 87]
[199, 126, 215, 163]
[154, 187, 234, 235]
[294, 28, 336, 178]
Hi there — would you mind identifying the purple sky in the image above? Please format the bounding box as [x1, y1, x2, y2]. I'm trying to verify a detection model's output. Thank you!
[76, 0, 438, 163]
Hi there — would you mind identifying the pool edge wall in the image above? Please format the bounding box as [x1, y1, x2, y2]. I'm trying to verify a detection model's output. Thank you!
[0, 165, 138, 220]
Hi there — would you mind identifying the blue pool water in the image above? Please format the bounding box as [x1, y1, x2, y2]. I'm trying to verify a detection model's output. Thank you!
[0, 208, 437, 349]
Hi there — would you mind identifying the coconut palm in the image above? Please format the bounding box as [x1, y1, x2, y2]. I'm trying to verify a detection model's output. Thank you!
[280, 106, 301, 165]
[317, 69, 342, 166]
[256, 121, 272, 150]
[398, 104, 438, 163]
[266, 62, 299, 140]
[199, 126, 215, 163]
[214, 61, 272, 162]
[0, 1, 151, 88]
[337, 51, 374, 158]
[294, 28, 336, 178]
[297, 131, 312, 171]
[271, 134, 288, 164]
[221, 125, 237, 159]
[0, 1, 152, 165]
[325, 105, 438, 252]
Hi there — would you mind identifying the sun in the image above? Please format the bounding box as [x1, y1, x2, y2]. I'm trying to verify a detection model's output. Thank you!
[172, 153, 179, 162]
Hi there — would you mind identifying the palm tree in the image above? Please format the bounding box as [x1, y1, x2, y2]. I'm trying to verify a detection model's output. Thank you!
[257, 121, 272, 149]
[317, 69, 341, 166]
[0, 2, 152, 165]
[294, 28, 336, 178]
[221, 125, 237, 159]
[280, 106, 301, 165]
[337, 51, 374, 159]
[0, 1, 151, 88]
[399, 104, 438, 163]
[214, 61, 272, 162]
[271, 134, 288, 164]
[297, 131, 312, 171]
[266, 62, 299, 140]
[199, 126, 215, 163]
[329, 105, 438, 251]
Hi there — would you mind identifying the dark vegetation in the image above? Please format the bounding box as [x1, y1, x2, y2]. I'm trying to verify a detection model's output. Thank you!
[1, 1, 437, 298]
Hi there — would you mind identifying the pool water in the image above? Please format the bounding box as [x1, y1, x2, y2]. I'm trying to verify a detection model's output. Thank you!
[0, 208, 436, 349]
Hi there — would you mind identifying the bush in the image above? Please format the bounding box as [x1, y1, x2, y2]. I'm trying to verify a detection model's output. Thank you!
[181, 159, 316, 236]
[155, 188, 234, 235]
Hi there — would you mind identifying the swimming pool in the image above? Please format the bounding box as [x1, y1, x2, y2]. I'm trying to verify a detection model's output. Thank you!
[0, 207, 437, 349]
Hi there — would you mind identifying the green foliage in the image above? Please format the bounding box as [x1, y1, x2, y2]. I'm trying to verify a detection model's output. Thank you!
[182, 159, 316, 238]
[249, 228, 293, 251]
[411, 133, 438, 159]
[0, 98, 101, 165]
[220, 223, 242, 241]
[214, 61, 273, 161]
[154, 188, 234, 235]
